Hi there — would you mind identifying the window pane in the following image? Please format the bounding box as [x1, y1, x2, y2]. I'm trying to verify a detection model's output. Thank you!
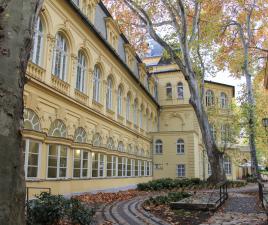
[48, 168, 57, 178]
[29, 141, 39, 154]
[27, 166, 38, 177]
[73, 169, 80, 178]
[59, 168, 66, 177]
[28, 154, 39, 166]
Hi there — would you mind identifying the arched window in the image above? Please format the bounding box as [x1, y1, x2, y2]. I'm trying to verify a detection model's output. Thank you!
[93, 65, 101, 102]
[166, 83, 172, 99]
[92, 133, 102, 146]
[117, 86, 123, 115]
[221, 124, 230, 144]
[52, 33, 68, 81]
[106, 76, 113, 109]
[32, 16, 43, 66]
[76, 51, 87, 92]
[134, 146, 139, 155]
[23, 109, 41, 131]
[126, 93, 131, 121]
[140, 105, 143, 129]
[176, 139, 184, 154]
[133, 99, 138, 126]
[155, 139, 163, 154]
[177, 82, 184, 99]
[74, 127, 87, 143]
[205, 90, 214, 107]
[127, 144, 133, 154]
[107, 137, 115, 150]
[48, 120, 67, 138]
[223, 156, 231, 175]
[118, 141, 124, 152]
[220, 92, 228, 108]
[210, 123, 217, 141]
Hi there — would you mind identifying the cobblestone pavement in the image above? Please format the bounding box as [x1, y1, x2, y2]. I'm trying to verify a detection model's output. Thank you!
[94, 195, 170, 225]
[94, 184, 268, 225]
[201, 184, 268, 225]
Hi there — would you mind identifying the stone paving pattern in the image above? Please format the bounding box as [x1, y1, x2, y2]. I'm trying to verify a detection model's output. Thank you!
[95, 184, 268, 225]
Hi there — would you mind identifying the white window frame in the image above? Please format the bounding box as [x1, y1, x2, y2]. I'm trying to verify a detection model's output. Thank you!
[224, 157, 232, 175]
[220, 92, 228, 109]
[205, 90, 214, 107]
[32, 16, 43, 66]
[93, 66, 101, 102]
[106, 77, 113, 110]
[166, 83, 172, 99]
[52, 33, 68, 81]
[176, 139, 185, 154]
[126, 94, 131, 120]
[72, 149, 90, 178]
[76, 51, 86, 93]
[177, 164, 186, 177]
[117, 86, 123, 115]
[24, 139, 41, 179]
[177, 82, 184, 99]
[47, 145, 68, 179]
[155, 139, 163, 154]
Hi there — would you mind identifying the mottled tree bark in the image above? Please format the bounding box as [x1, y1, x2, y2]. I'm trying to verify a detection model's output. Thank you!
[0, 1, 43, 224]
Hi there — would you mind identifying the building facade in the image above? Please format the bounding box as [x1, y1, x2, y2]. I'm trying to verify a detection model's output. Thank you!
[24, 0, 249, 197]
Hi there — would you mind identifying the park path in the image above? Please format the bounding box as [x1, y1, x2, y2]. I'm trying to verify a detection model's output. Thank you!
[201, 183, 267, 225]
[94, 183, 268, 225]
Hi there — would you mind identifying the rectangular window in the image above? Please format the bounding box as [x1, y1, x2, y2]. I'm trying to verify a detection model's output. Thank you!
[73, 150, 89, 178]
[23, 139, 41, 179]
[92, 152, 98, 178]
[118, 157, 124, 177]
[146, 161, 150, 176]
[99, 154, 105, 177]
[177, 164, 185, 177]
[91, 153, 105, 177]
[47, 145, 68, 179]
[138, 160, 141, 176]
[127, 158, 132, 177]
[107, 155, 117, 177]
[224, 158, 232, 175]
[135, 160, 139, 176]
[141, 161, 145, 176]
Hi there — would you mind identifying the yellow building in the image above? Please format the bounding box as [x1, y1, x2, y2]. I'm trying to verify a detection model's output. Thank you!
[144, 55, 250, 181]
[24, 0, 249, 197]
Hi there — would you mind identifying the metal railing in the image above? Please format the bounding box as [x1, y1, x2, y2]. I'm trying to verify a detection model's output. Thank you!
[206, 181, 228, 210]
[216, 181, 228, 207]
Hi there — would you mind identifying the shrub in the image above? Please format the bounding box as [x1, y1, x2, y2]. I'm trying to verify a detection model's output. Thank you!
[144, 192, 191, 206]
[26, 192, 95, 225]
[137, 178, 203, 191]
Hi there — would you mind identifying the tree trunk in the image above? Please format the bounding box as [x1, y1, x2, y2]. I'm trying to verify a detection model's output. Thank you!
[245, 71, 259, 178]
[0, 1, 43, 224]
[187, 76, 226, 183]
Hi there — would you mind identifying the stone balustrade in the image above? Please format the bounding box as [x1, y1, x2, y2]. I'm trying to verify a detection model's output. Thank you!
[26, 62, 45, 81]
[51, 75, 70, 95]
[74, 89, 89, 105]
